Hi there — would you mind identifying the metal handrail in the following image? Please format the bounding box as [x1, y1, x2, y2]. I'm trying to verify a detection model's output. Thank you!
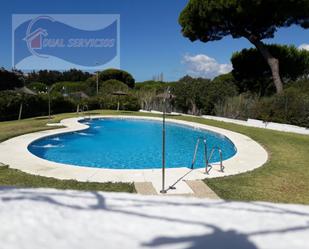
[190, 137, 212, 174]
[208, 146, 224, 172]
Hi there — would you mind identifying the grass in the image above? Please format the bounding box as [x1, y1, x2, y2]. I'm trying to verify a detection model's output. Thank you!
[170, 115, 309, 204]
[0, 111, 136, 193]
[0, 110, 308, 204]
[0, 165, 134, 192]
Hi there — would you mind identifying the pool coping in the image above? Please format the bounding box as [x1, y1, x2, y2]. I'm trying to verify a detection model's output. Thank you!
[0, 115, 268, 194]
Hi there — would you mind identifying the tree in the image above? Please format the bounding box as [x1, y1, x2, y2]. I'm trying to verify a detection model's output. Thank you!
[136, 89, 157, 111]
[100, 79, 129, 95]
[231, 45, 309, 95]
[62, 69, 91, 82]
[0, 69, 24, 91]
[174, 76, 211, 115]
[99, 69, 135, 88]
[179, 0, 309, 93]
[26, 69, 92, 85]
[174, 75, 237, 115]
[232, 45, 309, 82]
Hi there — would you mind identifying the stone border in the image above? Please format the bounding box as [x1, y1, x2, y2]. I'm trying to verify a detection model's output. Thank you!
[0, 115, 268, 194]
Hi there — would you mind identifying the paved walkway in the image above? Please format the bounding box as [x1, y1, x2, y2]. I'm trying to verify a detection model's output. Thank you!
[140, 110, 309, 135]
[0, 187, 308, 249]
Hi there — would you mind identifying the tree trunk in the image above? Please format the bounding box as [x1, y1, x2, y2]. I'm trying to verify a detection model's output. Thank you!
[247, 36, 283, 93]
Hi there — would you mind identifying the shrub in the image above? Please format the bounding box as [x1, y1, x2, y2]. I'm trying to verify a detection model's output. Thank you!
[173, 75, 238, 115]
[214, 93, 259, 120]
[0, 91, 76, 121]
[27, 82, 47, 93]
[48, 94, 76, 115]
[214, 81, 309, 127]
[51, 81, 88, 94]
[254, 88, 309, 127]
[84, 95, 140, 112]
[121, 95, 140, 111]
[0, 91, 48, 120]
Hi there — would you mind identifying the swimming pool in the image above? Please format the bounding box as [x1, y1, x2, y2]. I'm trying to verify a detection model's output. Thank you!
[28, 118, 237, 169]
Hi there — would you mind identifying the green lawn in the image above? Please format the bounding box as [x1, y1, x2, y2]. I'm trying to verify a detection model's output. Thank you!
[0, 111, 136, 193]
[0, 110, 308, 204]
[171, 116, 309, 204]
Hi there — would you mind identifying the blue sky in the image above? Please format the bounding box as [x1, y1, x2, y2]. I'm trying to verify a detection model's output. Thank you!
[1, 0, 308, 82]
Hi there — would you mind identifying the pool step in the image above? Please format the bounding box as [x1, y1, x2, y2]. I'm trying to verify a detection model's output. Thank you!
[135, 180, 220, 199]
[185, 180, 220, 199]
[134, 182, 157, 195]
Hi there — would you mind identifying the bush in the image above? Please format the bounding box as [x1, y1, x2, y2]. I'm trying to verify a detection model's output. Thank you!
[84, 95, 140, 111]
[214, 80, 309, 127]
[0, 91, 76, 121]
[0, 91, 48, 120]
[48, 94, 76, 115]
[254, 88, 309, 127]
[51, 81, 88, 94]
[121, 95, 140, 111]
[84, 97, 102, 110]
[0, 91, 23, 120]
[173, 75, 238, 115]
[214, 93, 259, 120]
[27, 82, 47, 93]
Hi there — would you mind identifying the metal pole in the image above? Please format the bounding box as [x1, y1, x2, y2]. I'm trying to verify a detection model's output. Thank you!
[18, 102, 23, 120]
[48, 91, 51, 120]
[160, 96, 167, 194]
[95, 61, 99, 95]
[96, 71, 99, 95]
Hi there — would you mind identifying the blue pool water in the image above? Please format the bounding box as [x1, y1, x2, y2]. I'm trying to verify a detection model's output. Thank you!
[29, 118, 237, 169]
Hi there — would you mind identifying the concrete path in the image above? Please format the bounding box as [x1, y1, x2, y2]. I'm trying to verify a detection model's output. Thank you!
[0, 187, 308, 249]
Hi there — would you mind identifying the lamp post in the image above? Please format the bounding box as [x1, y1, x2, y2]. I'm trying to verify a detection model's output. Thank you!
[47, 87, 51, 120]
[160, 87, 171, 194]
[46, 85, 56, 120]
[95, 62, 99, 95]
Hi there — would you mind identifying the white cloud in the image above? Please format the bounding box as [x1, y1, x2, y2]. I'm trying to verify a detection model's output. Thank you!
[182, 54, 232, 78]
[298, 44, 309, 51]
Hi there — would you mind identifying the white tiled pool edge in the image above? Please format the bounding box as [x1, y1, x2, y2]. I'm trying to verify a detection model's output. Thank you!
[0, 115, 268, 195]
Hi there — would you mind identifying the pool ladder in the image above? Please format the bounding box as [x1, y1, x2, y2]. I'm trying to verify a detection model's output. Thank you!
[190, 137, 224, 174]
